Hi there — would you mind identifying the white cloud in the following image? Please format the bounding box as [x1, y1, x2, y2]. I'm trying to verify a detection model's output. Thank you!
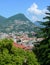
[27, 3, 49, 22]
[27, 3, 47, 15]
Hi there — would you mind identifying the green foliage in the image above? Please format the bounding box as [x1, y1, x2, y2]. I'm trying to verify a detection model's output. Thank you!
[0, 38, 39, 65]
[33, 6, 50, 65]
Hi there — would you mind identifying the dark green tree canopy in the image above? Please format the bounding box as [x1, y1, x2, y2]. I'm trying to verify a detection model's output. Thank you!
[34, 6, 50, 65]
[40, 6, 50, 39]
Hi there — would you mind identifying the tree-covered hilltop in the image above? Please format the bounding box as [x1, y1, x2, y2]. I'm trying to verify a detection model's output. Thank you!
[0, 38, 40, 65]
[8, 13, 30, 21]
[33, 6, 50, 65]
[0, 16, 6, 23]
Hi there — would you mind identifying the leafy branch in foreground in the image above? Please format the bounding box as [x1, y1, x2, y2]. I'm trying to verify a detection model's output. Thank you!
[0, 38, 39, 65]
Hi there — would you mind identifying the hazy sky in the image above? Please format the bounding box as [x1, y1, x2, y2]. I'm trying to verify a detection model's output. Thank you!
[0, 0, 50, 22]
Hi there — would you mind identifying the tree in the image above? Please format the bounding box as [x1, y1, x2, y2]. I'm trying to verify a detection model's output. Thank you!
[0, 38, 40, 65]
[33, 6, 50, 65]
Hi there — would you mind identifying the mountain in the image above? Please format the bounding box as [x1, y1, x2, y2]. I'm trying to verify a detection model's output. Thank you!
[0, 16, 6, 22]
[8, 13, 30, 21]
[0, 16, 7, 32]
[0, 13, 39, 33]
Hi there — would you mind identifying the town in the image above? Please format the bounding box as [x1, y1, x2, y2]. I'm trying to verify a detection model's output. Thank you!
[0, 32, 43, 50]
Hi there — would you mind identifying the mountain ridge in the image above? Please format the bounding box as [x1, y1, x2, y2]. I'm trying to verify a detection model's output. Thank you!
[0, 13, 39, 33]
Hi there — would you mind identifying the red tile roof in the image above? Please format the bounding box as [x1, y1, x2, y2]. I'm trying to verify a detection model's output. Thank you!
[13, 42, 33, 50]
[14, 42, 26, 49]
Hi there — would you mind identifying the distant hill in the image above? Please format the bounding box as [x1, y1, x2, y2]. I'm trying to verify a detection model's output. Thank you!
[0, 16, 6, 22]
[0, 13, 39, 33]
[0, 16, 7, 32]
[8, 13, 30, 21]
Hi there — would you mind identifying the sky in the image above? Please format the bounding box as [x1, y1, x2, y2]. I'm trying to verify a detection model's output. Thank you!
[0, 0, 50, 22]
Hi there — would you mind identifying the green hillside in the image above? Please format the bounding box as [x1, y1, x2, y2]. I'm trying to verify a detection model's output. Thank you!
[0, 13, 39, 33]
[0, 16, 6, 22]
[8, 13, 30, 21]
